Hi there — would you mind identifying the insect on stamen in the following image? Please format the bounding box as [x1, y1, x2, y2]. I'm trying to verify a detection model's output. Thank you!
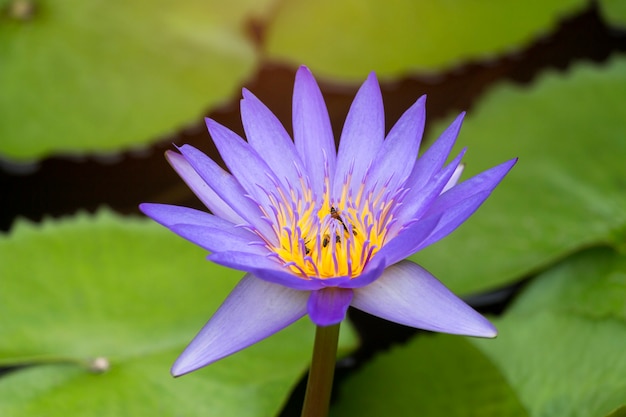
[330, 206, 358, 237]
[330, 206, 349, 234]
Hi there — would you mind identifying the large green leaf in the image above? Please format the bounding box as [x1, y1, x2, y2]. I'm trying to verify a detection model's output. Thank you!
[472, 247, 626, 417]
[265, 0, 584, 79]
[605, 406, 626, 417]
[0, 343, 312, 416]
[413, 57, 626, 294]
[0, 210, 356, 416]
[598, 0, 626, 27]
[0, 0, 271, 160]
[330, 334, 528, 417]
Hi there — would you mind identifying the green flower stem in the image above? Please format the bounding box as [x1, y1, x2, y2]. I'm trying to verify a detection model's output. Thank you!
[301, 323, 341, 417]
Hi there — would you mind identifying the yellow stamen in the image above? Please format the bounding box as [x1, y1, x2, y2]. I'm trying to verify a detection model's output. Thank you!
[270, 179, 393, 279]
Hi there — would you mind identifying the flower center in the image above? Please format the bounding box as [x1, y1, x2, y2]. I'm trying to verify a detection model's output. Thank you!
[263, 174, 397, 279]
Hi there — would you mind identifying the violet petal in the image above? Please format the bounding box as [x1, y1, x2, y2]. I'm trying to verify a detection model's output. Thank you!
[392, 148, 466, 232]
[428, 158, 518, 215]
[407, 112, 465, 192]
[373, 212, 442, 268]
[205, 118, 281, 211]
[177, 144, 276, 243]
[338, 251, 388, 289]
[415, 191, 490, 252]
[367, 95, 426, 193]
[333, 72, 384, 196]
[307, 287, 354, 326]
[139, 203, 234, 230]
[171, 274, 309, 376]
[351, 260, 497, 337]
[165, 151, 243, 224]
[171, 224, 268, 255]
[416, 158, 517, 250]
[293, 66, 337, 197]
[441, 163, 465, 194]
[208, 251, 325, 290]
[241, 89, 305, 186]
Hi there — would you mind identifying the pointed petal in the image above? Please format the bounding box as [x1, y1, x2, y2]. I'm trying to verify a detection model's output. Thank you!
[429, 158, 517, 215]
[367, 95, 426, 193]
[392, 148, 466, 232]
[171, 224, 267, 255]
[139, 203, 234, 230]
[165, 151, 243, 224]
[416, 192, 490, 253]
[172, 274, 309, 376]
[416, 158, 517, 251]
[177, 144, 276, 243]
[374, 211, 442, 267]
[307, 288, 354, 326]
[408, 112, 465, 192]
[139, 204, 266, 255]
[208, 251, 325, 290]
[293, 66, 336, 197]
[441, 163, 465, 194]
[241, 89, 304, 185]
[333, 72, 384, 196]
[205, 118, 280, 211]
[351, 261, 497, 337]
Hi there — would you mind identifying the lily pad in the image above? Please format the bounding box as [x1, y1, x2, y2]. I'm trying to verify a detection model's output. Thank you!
[330, 334, 528, 417]
[472, 246, 626, 417]
[413, 56, 626, 294]
[0, 342, 313, 417]
[605, 406, 626, 417]
[265, 0, 585, 79]
[0, 0, 271, 160]
[0, 210, 356, 416]
[598, 0, 626, 27]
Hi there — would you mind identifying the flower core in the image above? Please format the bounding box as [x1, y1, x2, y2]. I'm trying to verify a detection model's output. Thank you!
[264, 166, 400, 279]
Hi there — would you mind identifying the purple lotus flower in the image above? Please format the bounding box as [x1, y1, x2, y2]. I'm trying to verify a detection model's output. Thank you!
[140, 66, 516, 376]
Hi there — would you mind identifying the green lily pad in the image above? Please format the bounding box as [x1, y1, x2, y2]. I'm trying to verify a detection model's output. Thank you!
[472, 247, 626, 417]
[498, 246, 626, 321]
[0, 341, 313, 416]
[413, 56, 626, 294]
[330, 334, 528, 417]
[0, 0, 271, 160]
[605, 406, 626, 417]
[598, 0, 626, 27]
[265, 0, 585, 79]
[0, 210, 356, 416]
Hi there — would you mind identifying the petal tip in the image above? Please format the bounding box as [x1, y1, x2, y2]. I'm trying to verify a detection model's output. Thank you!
[137, 202, 151, 215]
[294, 65, 319, 90]
[363, 71, 381, 92]
[241, 88, 256, 101]
[170, 354, 207, 378]
[453, 111, 466, 126]
[474, 320, 498, 338]
[170, 361, 188, 378]
[164, 149, 180, 161]
[297, 64, 312, 75]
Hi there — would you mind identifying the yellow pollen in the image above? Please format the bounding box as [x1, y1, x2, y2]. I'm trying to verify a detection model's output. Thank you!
[271, 194, 390, 279]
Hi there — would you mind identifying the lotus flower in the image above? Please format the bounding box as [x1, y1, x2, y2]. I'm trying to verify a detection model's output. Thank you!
[140, 66, 516, 376]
